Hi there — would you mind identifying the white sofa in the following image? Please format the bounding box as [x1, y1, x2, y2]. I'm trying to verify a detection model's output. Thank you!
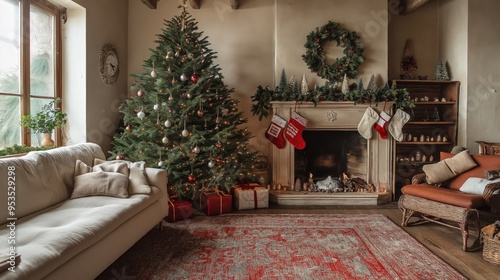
[0, 143, 168, 280]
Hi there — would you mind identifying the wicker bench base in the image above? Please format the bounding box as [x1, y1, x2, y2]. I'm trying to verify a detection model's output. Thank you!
[398, 194, 482, 252]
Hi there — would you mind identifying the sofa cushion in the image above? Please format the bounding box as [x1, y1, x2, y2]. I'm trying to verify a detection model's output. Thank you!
[402, 184, 487, 209]
[445, 150, 478, 174]
[0, 143, 105, 221]
[459, 177, 500, 195]
[441, 152, 500, 190]
[422, 160, 455, 185]
[72, 172, 129, 198]
[94, 159, 151, 195]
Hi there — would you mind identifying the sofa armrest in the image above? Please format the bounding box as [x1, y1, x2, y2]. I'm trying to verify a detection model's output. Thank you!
[412, 173, 427, 184]
[145, 168, 168, 198]
[484, 182, 500, 214]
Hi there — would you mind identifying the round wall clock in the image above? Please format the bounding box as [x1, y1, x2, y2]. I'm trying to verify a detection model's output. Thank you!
[99, 44, 119, 85]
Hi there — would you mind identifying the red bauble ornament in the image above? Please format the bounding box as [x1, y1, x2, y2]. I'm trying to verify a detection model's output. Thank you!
[116, 155, 124, 160]
[190, 74, 199, 84]
[216, 157, 223, 164]
[187, 173, 197, 183]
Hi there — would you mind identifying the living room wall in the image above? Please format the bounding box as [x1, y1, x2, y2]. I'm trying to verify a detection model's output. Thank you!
[128, 0, 389, 158]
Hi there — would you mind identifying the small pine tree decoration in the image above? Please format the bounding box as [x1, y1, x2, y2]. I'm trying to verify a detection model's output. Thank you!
[278, 69, 287, 92]
[435, 60, 450, 80]
[110, 2, 256, 197]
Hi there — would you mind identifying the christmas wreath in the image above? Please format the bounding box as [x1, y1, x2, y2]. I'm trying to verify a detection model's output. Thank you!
[302, 21, 364, 83]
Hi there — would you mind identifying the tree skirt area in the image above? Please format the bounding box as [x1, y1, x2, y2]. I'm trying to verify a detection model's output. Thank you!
[97, 214, 465, 279]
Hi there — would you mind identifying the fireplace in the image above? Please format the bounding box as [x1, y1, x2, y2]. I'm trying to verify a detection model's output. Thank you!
[270, 102, 394, 205]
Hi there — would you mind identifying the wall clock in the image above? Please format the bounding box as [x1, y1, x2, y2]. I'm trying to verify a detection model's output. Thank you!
[99, 44, 119, 85]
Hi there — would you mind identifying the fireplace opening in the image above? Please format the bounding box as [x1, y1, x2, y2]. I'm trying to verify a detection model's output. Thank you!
[294, 130, 367, 182]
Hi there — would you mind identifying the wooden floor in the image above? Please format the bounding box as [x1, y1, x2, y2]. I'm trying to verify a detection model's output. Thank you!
[234, 202, 500, 280]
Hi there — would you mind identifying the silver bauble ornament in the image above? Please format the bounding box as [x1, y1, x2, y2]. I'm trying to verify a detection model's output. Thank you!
[180, 73, 188, 81]
[150, 69, 157, 78]
[181, 129, 189, 137]
[164, 120, 172, 127]
[137, 111, 145, 119]
[158, 161, 164, 167]
[186, 93, 192, 99]
[153, 104, 159, 111]
[175, 51, 180, 57]
[137, 90, 143, 97]
[208, 161, 215, 168]
[162, 136, 169, 144]
[193, 146, 200, 153]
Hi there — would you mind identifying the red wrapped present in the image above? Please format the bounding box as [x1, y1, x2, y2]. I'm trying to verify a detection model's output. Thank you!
[232, 183, 269, 210]
[164, 197, 193, 222]
[201, 191, 232, 216]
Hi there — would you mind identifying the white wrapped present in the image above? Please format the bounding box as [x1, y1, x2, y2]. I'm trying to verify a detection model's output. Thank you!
[232, 184, 269, 210]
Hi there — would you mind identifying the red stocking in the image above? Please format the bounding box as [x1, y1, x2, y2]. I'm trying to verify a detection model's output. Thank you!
[285, 111, 308, 150]
[265, 114, 287, 149]
[374, 111, 391, 139]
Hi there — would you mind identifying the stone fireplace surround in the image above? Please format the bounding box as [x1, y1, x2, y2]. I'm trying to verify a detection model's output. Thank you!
[270, 102, 394, 205]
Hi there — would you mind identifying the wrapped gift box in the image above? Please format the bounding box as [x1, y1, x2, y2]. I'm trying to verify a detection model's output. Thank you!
[164, 198, 192, 222]
[232, 184, 269, 210]
[201, 191, 232, 216]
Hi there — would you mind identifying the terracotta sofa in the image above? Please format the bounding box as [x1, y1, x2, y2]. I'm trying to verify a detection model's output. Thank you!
[399, 149, 500, 251]
[0, 143, 168, 279]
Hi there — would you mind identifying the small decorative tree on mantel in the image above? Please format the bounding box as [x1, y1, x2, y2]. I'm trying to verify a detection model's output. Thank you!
[20, 98, 67, 147]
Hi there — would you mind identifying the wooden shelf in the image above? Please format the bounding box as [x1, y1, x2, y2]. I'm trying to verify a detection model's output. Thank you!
[412, 101, 456, 105]
[397, 142, 453, 145]
[407, 121, 456, 125]
[396, 161, 438, 166]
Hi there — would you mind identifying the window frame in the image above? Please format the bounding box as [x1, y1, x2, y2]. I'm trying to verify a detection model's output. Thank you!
[0, 0, 65, 147]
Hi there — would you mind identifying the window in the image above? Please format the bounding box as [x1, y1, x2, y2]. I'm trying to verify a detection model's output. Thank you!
[0, 0, 64, 148]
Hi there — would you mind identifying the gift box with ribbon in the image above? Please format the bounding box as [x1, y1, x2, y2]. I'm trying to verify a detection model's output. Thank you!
[164, 197, 193, 223]
[232, 183, 269, 210]
[201, 191, 232, 216]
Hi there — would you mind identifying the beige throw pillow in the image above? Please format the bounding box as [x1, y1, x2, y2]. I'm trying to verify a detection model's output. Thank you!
[423, 160, 455, 185]
[94, 159, 151, 195]
[72, 172, 129, 198]
[423, 150, 477, 185]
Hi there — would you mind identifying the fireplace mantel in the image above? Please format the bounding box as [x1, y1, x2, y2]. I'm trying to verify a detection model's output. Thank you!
[270, 102, 394, 204]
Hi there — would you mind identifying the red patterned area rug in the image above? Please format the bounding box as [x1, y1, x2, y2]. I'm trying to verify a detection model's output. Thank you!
[97, 214, 465, 280]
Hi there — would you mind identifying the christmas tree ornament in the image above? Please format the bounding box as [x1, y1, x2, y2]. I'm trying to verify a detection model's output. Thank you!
[190, 73, 199, 83]
[137, 111, 145, 119]
[215, 107, 221, 124]
[162, 136, 169, 144]
[188, 53, 194, 59]
[125, 125, 132, 131]
[193, 146, 201, 153]
[216, 141, 222, 149]
[180, 73, 188, 81]
[284, 111, 308, 150]
[374, 110, 391, 139]
[116, 155, 124, 160]
[168, 93, 174, 101]
[341, 74, 349, 94]
[357, 107, 379, 140]
[167, 66, 172, 73]
[186, 93, 192, 99]
[216, 157, 223, 164]
[150, 69, 157, 78]
[137, 89, 143, 97]
[175, 50, 180, 57]
[214, 125, 219, 131]
[187, 173, 196, 183]
[165, 51, 173, 60]
[164, 120, 172, 127]
[181, 119, 189, 137]
[197, 109, 204, 117]
[208, 160, 215, 168]
[301, 74, 309, 95]
[153, 104, 159, 111]
[387, 109, 410, 142]
[265, 114, 287, 149]
[158, 161, 164, 167]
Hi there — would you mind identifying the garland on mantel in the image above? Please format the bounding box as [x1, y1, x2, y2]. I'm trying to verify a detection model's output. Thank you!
[251, 81, 414, 120]
[250, 21, 414, 120]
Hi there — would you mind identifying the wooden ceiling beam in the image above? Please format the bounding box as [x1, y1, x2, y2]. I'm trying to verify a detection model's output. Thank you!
[188, 0, 200, 9]
[141, 0, 159, 9]
[400, 0, 430, 15]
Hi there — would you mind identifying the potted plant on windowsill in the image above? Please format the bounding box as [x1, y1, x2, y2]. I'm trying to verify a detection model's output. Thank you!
[20, 98, 67, 147]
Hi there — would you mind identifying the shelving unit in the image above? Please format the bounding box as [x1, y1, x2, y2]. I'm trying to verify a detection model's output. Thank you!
[392, 80, 460, 199]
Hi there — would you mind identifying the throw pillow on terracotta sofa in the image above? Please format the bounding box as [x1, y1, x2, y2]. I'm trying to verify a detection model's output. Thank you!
[422, 150, 477, 184]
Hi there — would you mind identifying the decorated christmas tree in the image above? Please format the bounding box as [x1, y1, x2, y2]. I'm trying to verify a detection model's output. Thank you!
[110, 2, 256, 197]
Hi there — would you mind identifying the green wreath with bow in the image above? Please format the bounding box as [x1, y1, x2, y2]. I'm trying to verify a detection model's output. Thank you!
[302, 21, 364, 83]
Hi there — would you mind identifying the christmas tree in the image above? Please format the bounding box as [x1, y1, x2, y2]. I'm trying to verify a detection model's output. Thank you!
[435, 59, 449, 80]
[110, 2, 256, 198]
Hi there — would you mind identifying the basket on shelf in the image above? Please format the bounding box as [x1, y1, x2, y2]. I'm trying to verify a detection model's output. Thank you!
[481, 222, 500, 265]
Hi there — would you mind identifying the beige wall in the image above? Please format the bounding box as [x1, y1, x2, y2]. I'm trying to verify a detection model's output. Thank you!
[62, 0, 129, 155]
[128, 0, 389, 157]
[466, 0, 500, 153]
